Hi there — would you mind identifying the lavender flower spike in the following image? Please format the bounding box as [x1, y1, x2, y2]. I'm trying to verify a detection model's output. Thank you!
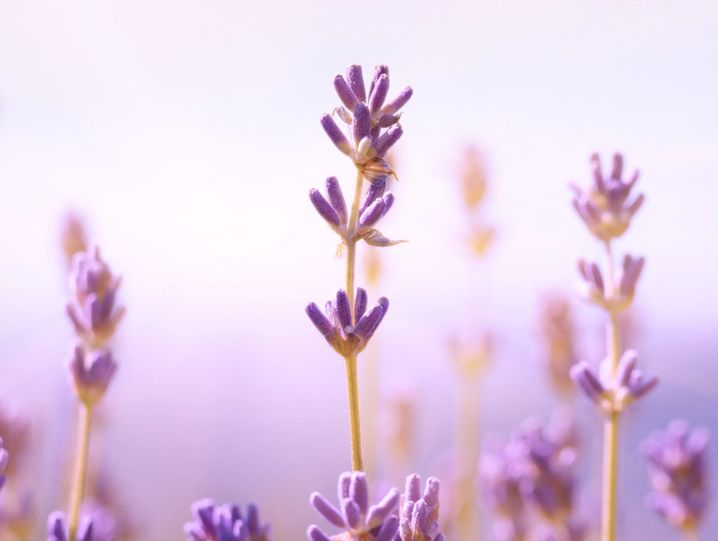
[47, 511, 93, 541]
[66, 246, 125, 347]
[398, 474, 444, 541]
[642, 420, 709, 533]
[308, 472, 400, 541]
[306, 289, 389, 357]
[571, 152, 644, 241]
[68, 343, 118, 407]
[570, 350, 658, 414]
[184, 498, 272, 541]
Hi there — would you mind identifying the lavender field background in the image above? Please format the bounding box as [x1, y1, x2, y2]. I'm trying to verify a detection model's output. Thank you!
[1, 1, 717, 539]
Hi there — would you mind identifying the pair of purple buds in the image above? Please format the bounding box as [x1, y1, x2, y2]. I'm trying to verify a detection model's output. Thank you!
[306, 288, 389, 358]
[321, 65, 412, 185]
[577, 254, 644, 312]
[309, 177, 401, 248]
[571, 350, 658, 414]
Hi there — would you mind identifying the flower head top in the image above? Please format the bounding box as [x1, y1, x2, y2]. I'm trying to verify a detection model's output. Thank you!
[306, 289, 389, 357]
[308, 471, 400, 541]
[67, 247, 125, 348]
[571, 153, 644, 241]
[570, 350, 658, 414]
[310, 177, 402, 248]
[321, 65, 412, 185]
[68, 344, 118, 407]
[642, 420, 709, 533]
[576, 255, 644, 313]
[47, 511, 93, 541]
[184, 499, 271, 541]
[538, 293, 578, 395]
[398, 475, 444, 541]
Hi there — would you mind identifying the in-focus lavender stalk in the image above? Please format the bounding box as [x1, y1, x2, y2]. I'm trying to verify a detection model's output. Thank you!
[308, 65, 412, 471]
[60, 247, 123, 541]
[184, 499, 272, 541]
[642, 421, 709, 539]
[568, 153, 657, 541]
[307, 471, 400, 541]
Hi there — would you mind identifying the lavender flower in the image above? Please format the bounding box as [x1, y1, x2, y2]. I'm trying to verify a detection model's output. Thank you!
[308, 471, 400, 541]
[67, 247, 125, 347]
[68, 344, 118, 407]
[576, 255, 644, 312]
[538, 294, 578, 396]
[306, 289, 389, 357]
[570, 350, 658, 414]
[184, 499, 271, 541]
[60, 212, 89, 267]
[0, 403, 30, 477]
[81, 501, 119, 541]
[571, 153, 644, 241]
[47, 511, 93, 541]
[0, 438, 8, 492]
[322, 65, 413, 185]
[642, 421, 709, 533]
[398, 475, 444, 541]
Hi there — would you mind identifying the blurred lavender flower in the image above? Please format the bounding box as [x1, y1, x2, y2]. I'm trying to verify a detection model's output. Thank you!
[68, 344, 118, 407]
[306, 289, 389, 357]
[571, 153, 644, 241]
[0, 438, 8, 491]
[398, 474, 444, 541]
[570, 350, 657, 414]
[308, 471, 400, 541]
[67, 247, 125, 347]
[0, 403, 30, 478]
[576, 255, 644, 312]
[322, 65, 412, 185]
[81, 501, 119, 541]
[184, 499, 271, 541]
[480, 439, 528, 541]
[642, 420, 709, 533]
[538, 294, 578, 396]
[60, 212, 89, 268]
[47, 511, 93, 541]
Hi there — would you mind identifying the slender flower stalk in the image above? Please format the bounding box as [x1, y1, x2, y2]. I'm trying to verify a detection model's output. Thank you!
[61, 247, 123, 541]
[569, 153, 657, 541]
[308, 65, 412, 470]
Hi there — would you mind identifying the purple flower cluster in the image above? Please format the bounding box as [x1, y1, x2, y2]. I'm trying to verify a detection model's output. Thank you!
[185, 499, 271, 541]
[571, 350, 658, 414]
[0, 438, 8, 492]
[398, 475, 444, 541]
[306, 288, 389, 357]
[571, 153, 644, 241]
[576, 255, 644, 312]
[481, 416, 585, 541]
[321, 65, 412, 184]
[307, 472, 401, 541]
[68, 345, 118, 407]
[642, 420, 709, 533]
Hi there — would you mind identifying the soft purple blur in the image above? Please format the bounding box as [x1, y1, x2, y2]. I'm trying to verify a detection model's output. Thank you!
[0, 1, 717, 540]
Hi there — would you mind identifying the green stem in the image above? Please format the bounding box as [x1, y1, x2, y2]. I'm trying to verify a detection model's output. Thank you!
[342, 167, 365, 471]
[67, 402, 93, 541]
[601, 239, 621, 541]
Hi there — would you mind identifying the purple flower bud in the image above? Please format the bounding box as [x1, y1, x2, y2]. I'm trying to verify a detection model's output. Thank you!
[374, 125, 403, 157]
[354, 288, 368, 322]
[643, 421, 709, 532]
[325, 177, 347, 224]
[335, 289, 352, 330]
[368, 65, 389, 99]
[309, 189, 341, 227]
[308, 473, 399, 540]
[358, 198, 386, 229]
[305, 303, 335, 340]
[0, 438, 7, 491]
[618, 254, 645, 299]
[382, 86, 413, 116]
[570, 361, 607, 406]
[346, 65, 366, 103]
[333, 75, 358, 111]
[68, 344, 117, 407]
[320, 114, 351, 156]
[360, 182, 387, 214]
[353, 299, 388, 343]
[47, 511, 94, 541]
[184, 499, 272, 541]
[352, 103, 371, 146]
[398, 474, 443, 541]
[368, 74, 389, 114]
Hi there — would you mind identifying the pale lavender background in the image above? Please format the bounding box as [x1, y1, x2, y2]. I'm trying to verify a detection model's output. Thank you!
[0, 0, 717, 539]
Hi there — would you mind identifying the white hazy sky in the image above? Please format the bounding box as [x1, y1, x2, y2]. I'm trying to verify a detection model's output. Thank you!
[1, 1, 717, 540]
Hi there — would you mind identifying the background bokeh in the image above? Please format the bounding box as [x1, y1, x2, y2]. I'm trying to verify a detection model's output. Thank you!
[1, 0, 716, 539]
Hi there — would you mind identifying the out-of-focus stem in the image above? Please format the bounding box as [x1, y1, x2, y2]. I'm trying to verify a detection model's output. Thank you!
[343, 167, 365, 471]
[456, 373, 480, 540]
[601, 240, 621, 541]
[68, 402, 93, 541]
[344, 353, 363, 471]
[683, 529, 699, 541]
